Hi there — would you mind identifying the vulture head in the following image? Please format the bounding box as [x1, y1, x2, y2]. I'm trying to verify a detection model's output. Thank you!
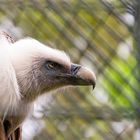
[0, 36, 96, 139]
[0, 33, 96, 139]
[9, 38, 96, 102]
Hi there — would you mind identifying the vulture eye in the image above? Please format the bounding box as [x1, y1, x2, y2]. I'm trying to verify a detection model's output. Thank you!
[48, 63, 55, 69]
[45, 61, 64, 72]
[45, 61, 58, 70]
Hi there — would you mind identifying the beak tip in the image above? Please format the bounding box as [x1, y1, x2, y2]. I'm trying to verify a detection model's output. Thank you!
[89, 76, 96, 90]
[70, 64, 96, 89]
[77, 66, 96, 88]
[92, 82, 96, 90]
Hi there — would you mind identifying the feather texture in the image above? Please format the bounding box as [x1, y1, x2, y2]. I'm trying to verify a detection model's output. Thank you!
[0, 35, 21, 117]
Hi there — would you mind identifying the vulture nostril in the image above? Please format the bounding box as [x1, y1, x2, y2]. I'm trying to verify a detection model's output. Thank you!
[71, 64, 81, 75]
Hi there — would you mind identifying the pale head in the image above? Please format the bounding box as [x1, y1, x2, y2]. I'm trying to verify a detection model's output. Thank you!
[9, 38, 96, 102]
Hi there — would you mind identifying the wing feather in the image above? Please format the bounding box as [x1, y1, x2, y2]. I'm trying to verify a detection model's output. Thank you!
[0, 33, 21, 116]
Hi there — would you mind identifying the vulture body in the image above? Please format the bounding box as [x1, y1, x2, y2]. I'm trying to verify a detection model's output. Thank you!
[0, 33, 96, 139]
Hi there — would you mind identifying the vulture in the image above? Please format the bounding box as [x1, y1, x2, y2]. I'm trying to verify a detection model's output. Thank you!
[0, 32, 96, 139]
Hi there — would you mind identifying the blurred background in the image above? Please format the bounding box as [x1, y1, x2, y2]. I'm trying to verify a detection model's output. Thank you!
[0, 0, 139, 140]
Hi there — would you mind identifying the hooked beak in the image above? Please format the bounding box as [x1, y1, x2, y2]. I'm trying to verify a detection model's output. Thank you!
[70, 64, 96, 89]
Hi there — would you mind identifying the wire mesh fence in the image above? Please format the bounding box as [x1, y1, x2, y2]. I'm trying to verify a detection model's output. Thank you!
[0, 0, 138, 140]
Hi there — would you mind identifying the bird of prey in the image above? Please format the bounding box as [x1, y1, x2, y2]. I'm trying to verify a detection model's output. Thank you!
[0, 32, 96, 139]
